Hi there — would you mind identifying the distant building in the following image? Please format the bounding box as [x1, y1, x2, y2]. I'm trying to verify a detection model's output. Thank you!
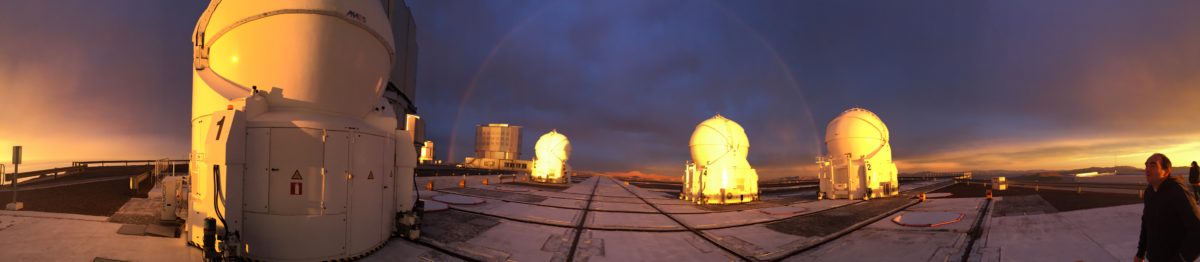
[382, 2, 422, 155]
[396, 114, 424, 154]
[383, 0, 419, 117]
[1074, 171, 1114, 178]
[419, 140, 435, 164]
[462, 123, 530, 172]
[992, 177, 1008, 190]
[475, 123, 521, 160]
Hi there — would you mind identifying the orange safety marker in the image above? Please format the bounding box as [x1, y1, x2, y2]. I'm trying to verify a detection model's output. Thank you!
[482, 178, 489, 185]
[426, 181, 433, 190]
[459, 179, 465, 188]
[919, 192, 927, 202]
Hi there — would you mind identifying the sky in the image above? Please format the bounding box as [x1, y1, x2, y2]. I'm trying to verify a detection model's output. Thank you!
[1, 1, 1199, 179]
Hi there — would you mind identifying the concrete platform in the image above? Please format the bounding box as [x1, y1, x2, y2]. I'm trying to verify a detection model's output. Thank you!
[423, 200, 449, 212]
[790, 197, 986, 261]
[972, 203, 1139, 261]
[539, 197, 589, 209]
[363, 238, 465, 262]
[0, 211, 202, 261]
[589, 201, 657, 213]
[926, 192, 953, 198]
[0, 177, 1147, 262]
[794, 228, 967, 262]
[432, 194, 486, 205]
[451, 201, 579, 226]
[675, 199, 857, 229]
[583, 230, 739, 261]
[758, 205, 810, 215]
[874, 198, 983, 233]
[704, 224, 820, 260]
[588, 211, 683, 231]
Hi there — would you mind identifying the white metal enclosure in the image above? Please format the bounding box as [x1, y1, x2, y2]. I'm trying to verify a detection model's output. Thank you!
[186, 0, 421, 260]
[817, 108, 899, 200]
[681, 115, 760, 205]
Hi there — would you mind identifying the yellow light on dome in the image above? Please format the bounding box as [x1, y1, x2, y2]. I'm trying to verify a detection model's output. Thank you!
[532, 130, 571, 183]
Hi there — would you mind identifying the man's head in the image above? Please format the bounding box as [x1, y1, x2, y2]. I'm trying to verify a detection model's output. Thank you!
[1145, 153, 1173, 188]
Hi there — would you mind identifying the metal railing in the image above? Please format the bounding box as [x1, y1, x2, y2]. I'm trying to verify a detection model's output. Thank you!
[3, 165, 85, 184]
[0, 159, 185, 187]
[73, 159, 187, 167]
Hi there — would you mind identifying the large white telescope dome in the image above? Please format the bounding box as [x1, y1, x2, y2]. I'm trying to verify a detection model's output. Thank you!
[194, 0, 396, 118]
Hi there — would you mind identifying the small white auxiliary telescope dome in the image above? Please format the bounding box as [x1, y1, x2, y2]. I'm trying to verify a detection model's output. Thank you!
[682, 115, 759, 205]
[532, 130, 571, 183]
[817, 108, 899, 200]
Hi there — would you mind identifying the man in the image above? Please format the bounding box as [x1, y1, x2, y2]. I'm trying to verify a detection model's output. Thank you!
[1190, 161, 1199, 199]
[1136, 153, 1200, 262]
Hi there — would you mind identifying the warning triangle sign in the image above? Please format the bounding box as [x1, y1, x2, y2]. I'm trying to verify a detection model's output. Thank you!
[291, 170, 302, 180]
[367, 171, 374, 180]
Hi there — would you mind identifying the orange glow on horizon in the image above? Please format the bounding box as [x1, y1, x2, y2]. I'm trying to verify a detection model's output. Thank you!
[895, 133, 1200, 172]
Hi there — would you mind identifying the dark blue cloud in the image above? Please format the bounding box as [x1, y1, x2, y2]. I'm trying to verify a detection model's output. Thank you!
[3, 0, 1198, 174]
[409, 0, 1200, 176]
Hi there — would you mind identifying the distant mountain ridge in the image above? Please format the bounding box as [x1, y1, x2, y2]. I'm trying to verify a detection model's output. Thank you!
[584, 165, 1198, 184]
[902, 165, 1197, 178]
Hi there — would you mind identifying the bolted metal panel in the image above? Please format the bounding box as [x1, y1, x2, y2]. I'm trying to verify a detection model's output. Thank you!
[244, 128, 270, 213]
[267, 128, 323, 215]
[323, 131, 351, 215]
[348, 133, 386, 253]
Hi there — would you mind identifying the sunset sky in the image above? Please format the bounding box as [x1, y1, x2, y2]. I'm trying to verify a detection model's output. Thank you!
[2, 1, 1199, 179]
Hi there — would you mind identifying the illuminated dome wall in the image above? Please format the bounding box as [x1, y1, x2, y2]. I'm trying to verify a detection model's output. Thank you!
[817, 108, 899, 200]
[532, 130, 571, 183]
[682, 115, 759, 204]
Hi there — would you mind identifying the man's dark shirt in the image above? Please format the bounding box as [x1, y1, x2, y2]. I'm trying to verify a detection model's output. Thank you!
[1190, 166, 1199, 184]
[1138, 176, 1200, 261]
